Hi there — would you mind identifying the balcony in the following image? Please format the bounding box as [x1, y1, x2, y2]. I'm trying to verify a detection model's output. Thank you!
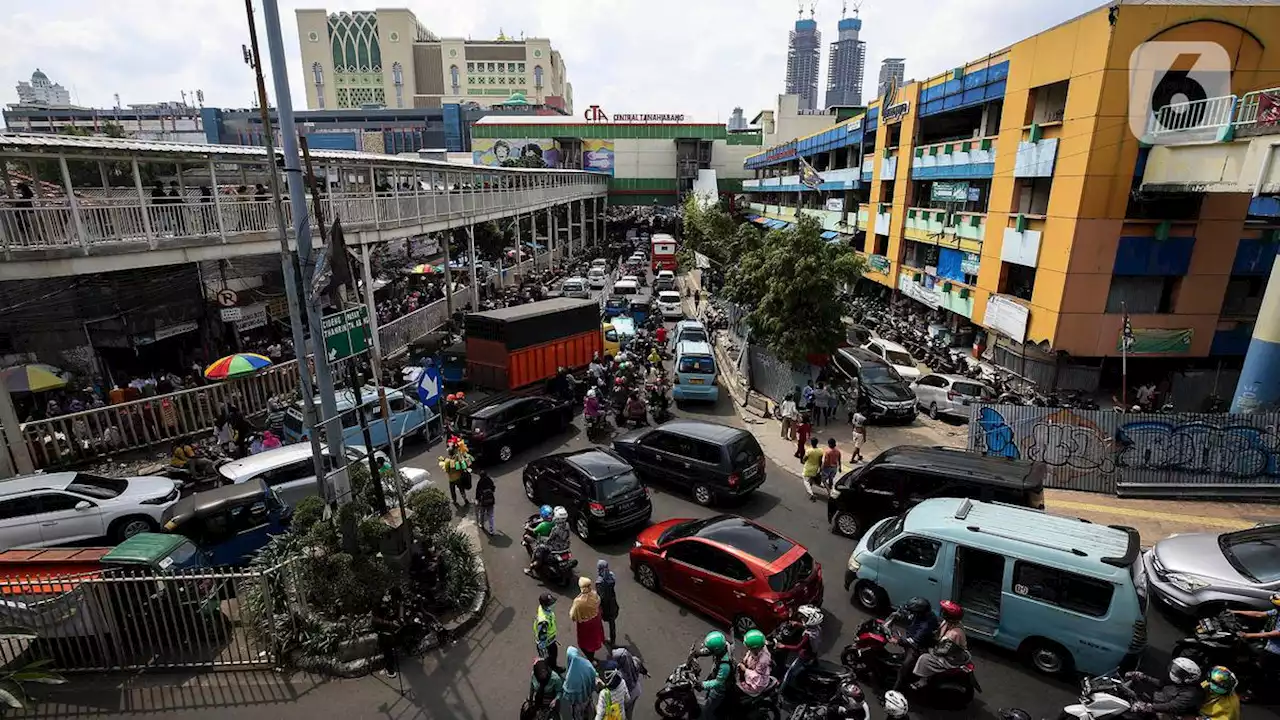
[903, 207, 986, 252]
[879, 151, 899, 181]
[741, 167, 863, 192]
[874, 204, 892, 236]
[911, 138, 996, 180]
[897, 266, 976, 318]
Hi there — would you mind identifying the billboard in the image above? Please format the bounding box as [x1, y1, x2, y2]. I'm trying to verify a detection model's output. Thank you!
[582, 139, 615, 175]
[472, 138, 560, 168]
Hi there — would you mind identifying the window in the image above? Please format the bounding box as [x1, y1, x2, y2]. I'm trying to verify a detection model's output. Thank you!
[859, 467, 899, 495]
[1025, 80, 1069, 125]
[667, 541, 752, 582]
[534, 65, 544, 87]
[887, 536, 941, 567]
[596, 470, 641, 502]
[677, 355, 715, 374]
[1013, 562, 1114, 617]
[1106, 276, 1177, 314]
[1015, 178, 1051, 216]
[918, 375, 946, 388]
[260, 460, 313, 488]
[37, 493, 87, 513]
[449, 65, 460, 89]
[868, 514, 905, 551]
[690, 439, 724, 466]
[497, 62, 506, 72]
[1223, 276, 1266, 317]
[769, 552, 815, 591]
[312, 62, 326, 109]
[999, 262, 1037, 302]
[467, 62, 475, 72]
[953, 381, 995, 400]
[1221, 528, 1280, 583]
[0, 496, 40, 520]
[68, 474, 127, 499]
[487, 62, 495, 72]
[518, 63, 526, 72]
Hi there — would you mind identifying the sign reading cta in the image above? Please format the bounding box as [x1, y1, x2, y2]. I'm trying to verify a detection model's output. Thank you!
[583, 104, 686, 123]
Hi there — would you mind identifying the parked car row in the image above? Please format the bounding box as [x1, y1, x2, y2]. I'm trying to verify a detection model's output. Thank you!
[828, 343, 999, 424]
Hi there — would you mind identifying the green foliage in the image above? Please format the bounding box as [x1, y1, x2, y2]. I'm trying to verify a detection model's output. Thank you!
[723, 214, 865, 364]
[0, 629, 65, 711]
[406, 486, 453, 539]
[500, 154, 550, 169]
[292, 495, 326, 535]
[439, 528, 482, 609]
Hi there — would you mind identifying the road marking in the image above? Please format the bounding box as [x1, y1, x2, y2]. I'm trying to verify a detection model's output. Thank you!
[1049, 499, 1257, 530]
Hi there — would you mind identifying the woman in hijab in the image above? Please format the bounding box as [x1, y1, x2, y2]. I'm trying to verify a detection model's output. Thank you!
[561, 646, 598, 720]
[596, 560, 620, 647]
[571, 576, 606, 660]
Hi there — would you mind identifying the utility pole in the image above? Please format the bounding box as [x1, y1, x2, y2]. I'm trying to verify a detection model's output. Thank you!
[243, 0, 326, 493]
[262, 0, 350, 504]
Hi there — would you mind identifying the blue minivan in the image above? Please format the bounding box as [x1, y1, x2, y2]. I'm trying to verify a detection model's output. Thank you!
[283, 385, 439, 448]
[845, 497, 1147, 677]
[672, 340, 718, 403]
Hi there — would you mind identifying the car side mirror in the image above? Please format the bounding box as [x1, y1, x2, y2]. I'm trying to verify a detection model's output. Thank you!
[74, 500, 92, 511]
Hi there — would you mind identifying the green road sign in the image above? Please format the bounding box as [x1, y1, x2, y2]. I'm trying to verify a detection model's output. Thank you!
[322, 306, 370, 363]
[930, 181, 969, 203]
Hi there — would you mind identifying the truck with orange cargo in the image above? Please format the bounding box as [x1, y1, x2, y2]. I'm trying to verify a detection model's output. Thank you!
[465, 297, 604, 390]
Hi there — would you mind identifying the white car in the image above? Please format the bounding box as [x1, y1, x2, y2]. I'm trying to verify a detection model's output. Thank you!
[0, 472, 181, 550]
[621, 274, 641, 285]
[590, 258, 609, 270]
[561, 277, 590, 299]
[910, 373, 995, 419]
[863, 338, 922, 381]
[217, 442, 433, 509]
[657, 290, 684, 319]
[655, 270, 677, 291]
[587, 268, 608, 289]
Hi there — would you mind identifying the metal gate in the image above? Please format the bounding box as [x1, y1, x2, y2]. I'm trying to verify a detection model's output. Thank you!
[0, 563, 290, 672]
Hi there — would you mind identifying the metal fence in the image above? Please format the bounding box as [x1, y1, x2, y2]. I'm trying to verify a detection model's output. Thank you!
[747, 344, 817, 406]
[0, 562, 293, 672]
[20, 290, 466, 469]
[967, 403, 1280, 499]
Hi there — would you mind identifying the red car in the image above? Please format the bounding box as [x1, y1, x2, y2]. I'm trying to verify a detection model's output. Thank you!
[630, 515, 824, 635]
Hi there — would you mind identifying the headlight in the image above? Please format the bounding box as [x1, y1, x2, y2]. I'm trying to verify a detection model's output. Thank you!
[830, 488, 841, 500]
[1165, 573, 1211, 593]
[847, 553, 862, 573]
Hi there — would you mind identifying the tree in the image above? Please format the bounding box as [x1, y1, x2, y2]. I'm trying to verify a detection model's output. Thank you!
[723, 213, 866, 365]
[681, 195, 739, 267]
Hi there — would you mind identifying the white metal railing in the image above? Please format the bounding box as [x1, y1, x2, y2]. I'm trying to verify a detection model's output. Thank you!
[0, 184, 604, 252]
[1146, 86, 1280, 138]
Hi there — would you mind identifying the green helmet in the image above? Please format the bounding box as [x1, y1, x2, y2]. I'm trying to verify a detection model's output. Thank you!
[743, 629, 766, 650]
[1207, 666, 1237, 695]
[703, 631, 728, 655]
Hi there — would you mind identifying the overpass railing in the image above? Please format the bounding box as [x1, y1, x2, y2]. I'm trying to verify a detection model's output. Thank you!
[1146, 85, 1280, 141]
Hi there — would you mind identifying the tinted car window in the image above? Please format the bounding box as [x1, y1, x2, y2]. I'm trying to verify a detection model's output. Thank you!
[1012, 561, 1115, 617]
[861, 365, 902, 384]
[68, 474, 128, 499]
[678, 329, 708, 344]
[769, 552, 815, 591]
[1222, 529, 1280, 583]
[262, 460, 312, 487]
[596, 470, 641, 502]
[868, 514, 905, 551]
[37, 493, 86, 512]
[668, 541, 751, 581]
[640, 430, 681, 453]
[677, 355, 715, 374]
[887, 537, 941, 567]
[859, 467, 898, 493]
[953, 381, 993, 399]
[730, 436, 763, 468]
[0, 496, 40, 520]
[691, 439, 723, 466]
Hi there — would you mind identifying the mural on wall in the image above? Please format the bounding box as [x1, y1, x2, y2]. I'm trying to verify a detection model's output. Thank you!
[472, 138, 561, 168]
[582, 139, 615, 175]
[970, 404, 1280, 493]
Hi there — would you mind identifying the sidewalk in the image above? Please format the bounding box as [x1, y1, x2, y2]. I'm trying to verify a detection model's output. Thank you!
[680, 274, 1280, 545]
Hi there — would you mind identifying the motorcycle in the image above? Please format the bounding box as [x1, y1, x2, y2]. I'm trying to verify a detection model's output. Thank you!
[654, 642, 781, 720]
[839, 617, 979, 709]
[519, 514, 578, 586]
[1172, 610, 1276, 703]
[648, 385, 673, 423]
[769, 623, 859, 708]
[1055, 675, 1137, 719]
[787, 698, 870, 720]
[585, 413, 611, 442]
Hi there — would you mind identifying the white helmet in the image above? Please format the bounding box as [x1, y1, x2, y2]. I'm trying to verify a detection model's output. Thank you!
[553, 506, 569, 522]
[883, 690, 909, 718]
[797, 604, 824, 628]
[1170, 657, 1201, 685]
[587, 388, 597, 398]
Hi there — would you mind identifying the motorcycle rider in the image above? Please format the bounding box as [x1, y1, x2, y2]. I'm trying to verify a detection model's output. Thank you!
[584, 389, 602, 430]
[736, 629, 775, 697]
[1122, 657, 1205, 718]
[525, 506, 570, 578]
[1198, 666, 1241, 720]
[694, 631, 734, 720]
[821, 680, 871, 720]
[625, 390, 648, 427]
[524, 505, 554, 549]
[778, 604, 824, 694]
[891, 597, 940, 692]
[1232, 592, 1280, 670]
[910, 600, 971, 690]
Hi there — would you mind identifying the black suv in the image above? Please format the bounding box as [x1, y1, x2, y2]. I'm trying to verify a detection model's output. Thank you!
[523, 448, 652, 541]
[827, 445, 1046, 539]
[612, 420, 766, 506]
[829, 347, 917, 422]
[454, 393, 575, 464]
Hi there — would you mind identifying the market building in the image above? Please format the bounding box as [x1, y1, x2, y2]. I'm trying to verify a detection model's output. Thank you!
[742, 1, 1280, 396]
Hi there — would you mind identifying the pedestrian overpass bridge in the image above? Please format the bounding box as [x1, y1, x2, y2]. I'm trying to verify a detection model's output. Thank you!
[0, 134, 608, 280]
[1140, 86, 1280, 197]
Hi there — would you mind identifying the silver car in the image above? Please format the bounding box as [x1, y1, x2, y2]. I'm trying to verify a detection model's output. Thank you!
[910, 373, 995, 420]
[218, 442, 433, 509]
[1143, 524, 1280, 615]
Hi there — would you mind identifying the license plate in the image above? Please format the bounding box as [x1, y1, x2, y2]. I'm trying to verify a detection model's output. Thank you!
[688, 378, 704, 384]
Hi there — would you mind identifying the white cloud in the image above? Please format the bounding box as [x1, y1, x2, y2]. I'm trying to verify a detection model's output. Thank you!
[1, 0, 1102, 123]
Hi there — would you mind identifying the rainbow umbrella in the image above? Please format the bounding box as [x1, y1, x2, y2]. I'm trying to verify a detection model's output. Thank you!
[410, 264, 441, 275]
[203, 353, 273, 381]
[1, 364, 69, 393]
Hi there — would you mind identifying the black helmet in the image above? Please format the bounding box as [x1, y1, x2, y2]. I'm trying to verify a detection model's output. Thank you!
[904, 596, 931, 615]
[998, 710, 1032, 720]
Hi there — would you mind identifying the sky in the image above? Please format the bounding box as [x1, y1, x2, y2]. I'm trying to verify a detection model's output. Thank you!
[1, 0, 1105, 123]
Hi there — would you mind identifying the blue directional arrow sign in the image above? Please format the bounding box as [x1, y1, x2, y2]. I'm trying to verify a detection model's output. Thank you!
[417, 365, 442, 408]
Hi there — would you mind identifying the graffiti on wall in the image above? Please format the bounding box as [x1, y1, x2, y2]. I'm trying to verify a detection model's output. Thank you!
[970, 404, 1280, 492]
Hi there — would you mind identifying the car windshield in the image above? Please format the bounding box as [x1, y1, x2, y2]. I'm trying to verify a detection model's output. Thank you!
[162, 542, 202, 570]
[867, 514, 905, 551]
[884, 349, 914, 367]
[616, 285, 638, 296]
[659, 517, 716, 545]
[68, 473, 129, 499]
[659, 293, 681, 303]
[597, 470, 641, 502]
[464, 415, 489, 433]
[1220, 529, 1280, 583]
[861, 365, 902, 385]
[607, 298, 626, 308]
[769, 552, 814, 592]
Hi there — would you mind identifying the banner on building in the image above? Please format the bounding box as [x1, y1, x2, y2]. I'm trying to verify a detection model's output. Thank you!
[473, 138, 561, 168]
[983, 294, 1029, 344]
[825, 198, 845, 212]
[867, 254, 891, 273]
[930, 181, 970, 203]
[582, 139, 615, 175]
[1116, 327, 1192, 354]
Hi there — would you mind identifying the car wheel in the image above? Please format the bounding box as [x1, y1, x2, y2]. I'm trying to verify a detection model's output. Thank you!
[574, 514, 591, 541]
[831, 511, 862, 538]
[1023, 638, 1073, 676]
[853, 580, 888, 615]
[929, 403, 939, 420]
[497, 444, 513, 463]
[692, 484, 714, 506]
[732, 614, 758, 637]
[112, 516, 156, 542]
[523, 477, 537, 502]
[635, 563, 659, 591]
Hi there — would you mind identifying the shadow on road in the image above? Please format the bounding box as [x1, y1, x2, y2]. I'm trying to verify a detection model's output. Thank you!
[22, 670, 331, 718]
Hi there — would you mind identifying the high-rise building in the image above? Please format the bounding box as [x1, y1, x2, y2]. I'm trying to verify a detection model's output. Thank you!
[296, 9, 573, 114]
[825, 15, 866, 108]
[14, 69, 71, 107]
[727, 107, 747, 131]
[877, 58, 906, 99]
[785, 18, 821, 111]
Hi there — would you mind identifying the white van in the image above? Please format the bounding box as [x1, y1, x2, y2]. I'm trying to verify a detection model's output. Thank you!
[613, 279, 639, 296]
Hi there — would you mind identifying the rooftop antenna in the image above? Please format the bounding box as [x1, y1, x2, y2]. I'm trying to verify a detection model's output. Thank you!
[113, 93, 121, 109]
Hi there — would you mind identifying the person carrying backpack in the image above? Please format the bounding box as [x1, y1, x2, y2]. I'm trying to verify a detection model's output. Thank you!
[474, 471, 496, 535]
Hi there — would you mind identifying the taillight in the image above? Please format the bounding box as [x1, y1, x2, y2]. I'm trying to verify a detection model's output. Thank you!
[947, 390, 959, 401]
[728, 473, 740, 488]
[588, 501, 606, 517]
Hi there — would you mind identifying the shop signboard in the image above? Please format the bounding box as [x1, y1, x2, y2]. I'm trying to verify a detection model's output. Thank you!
[234, 304, 269, 332]
[983, 294, 1030, 344]
[825, 198, 845, 212]
[868, 254, 891, 273]
[134, 321, 199, 347]
[1115, 328, 1193, 354]
[931, 181, 970, 203]
[322, 306, 371, 363]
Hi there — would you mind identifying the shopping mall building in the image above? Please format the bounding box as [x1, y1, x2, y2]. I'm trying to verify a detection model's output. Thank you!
[743, 2, 1280, 392]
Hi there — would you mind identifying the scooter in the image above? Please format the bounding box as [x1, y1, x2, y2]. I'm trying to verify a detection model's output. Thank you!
[519, 515, 578, 586]
[769, 622, 859, 708]
[654, 642, 781, 720]
[1056, 675, 1137, 719]
[585, 413, 611, 442]
[1172, 610, 1276, 703]
[839, 617, 979, 709]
